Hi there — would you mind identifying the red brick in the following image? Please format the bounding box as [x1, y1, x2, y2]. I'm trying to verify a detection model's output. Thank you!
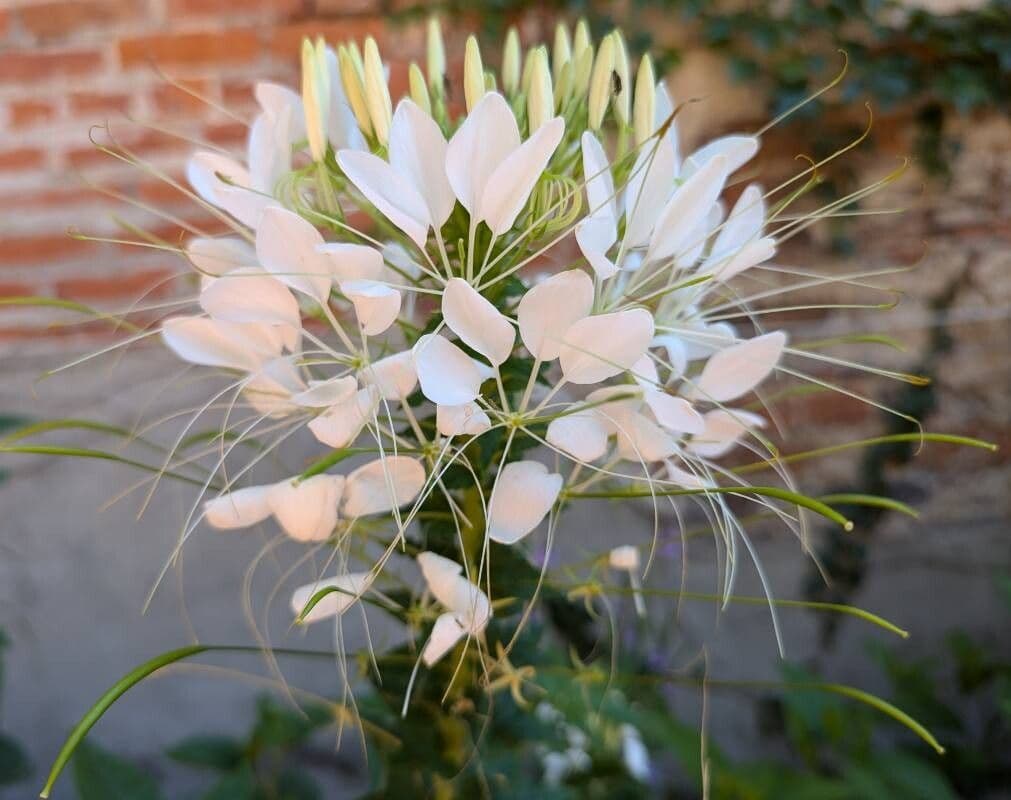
[268, 19, 387, 58]
[56, 267, 176, 300]
[0, 233, 93, 266]
[168, 0, 300, 14]
[0, 148, 46, 172]
[0, 281, 36, 298]
[70, 92, 131, 115]
[119, 31, 260, 68]
[150, 79, 215, 115]
[7, 99, 55, 129]
[203, 121, 247, 147]
[0, 11, 10, 41]
[64, 128, 186, 168]
[0, 50, 104, 83]
[0, 187, 105, 212]
[18, 0, 137, 42]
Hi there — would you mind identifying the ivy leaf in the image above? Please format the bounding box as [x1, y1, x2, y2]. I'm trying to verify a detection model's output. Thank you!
[72, 740, 162, 800]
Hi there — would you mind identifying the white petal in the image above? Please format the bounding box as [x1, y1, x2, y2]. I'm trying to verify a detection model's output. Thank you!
[479, 116, 564, 235]
[255, 206, 331, 302]
[441, 278, 515, 365]
[436, 402, 491, 437]
[244, 356, 306, 417]
[161, 316, 278, 372]
[447, 579, 491, 633]
[291, 572, 372, 623]
[255, 81, 305, 137]
[575, 215, 618, 279]
[267, 474, 345, 542]
[417, 551, 463, 601]
[630, 354, 659, 389]
[664, 460, 712, 489]
[652, 334, 688, 378]
[422, 612, 466, 666]
[317, 242, 384, 282]
[446, 92, 520, 215]
[622, 137, 678, 248]
[187, 151, 269, 228]
[186, 237, 255, 276]
[709, 184, 764, 260]
[340, 279, 402, 335]
[486, 461, 563, 544]
[580, 131, 617, 225]
[200, 268, 301, 329]
[203, 485, 273, 529]
[646, 155, 729, 264]
[337, 149, 431, 247]
[360, 350, 417, 400]
[653, 81, 682, 173]
[546, 413, 609, 462]
[291, 375, 357, 408]
[615, 412, 678, 463]
[687, 408, 766, 458]
[609, 544, 640, 571]
[343, 456, 425, 517]
[558, 308, 655, 385]
[389, 99, 455, 227]
[678, 202, 722, 270]
[688, 331, 786, 403]
[685, 135, 759, 177]
[413, 334, 483, 405]
[644, 392, 705, 434]
[248, 107, 292, 195]
[306, 386, 379, 448]
[586, 385, 644, 436]
[517, 269, 594, 361]
[703, 237, 776, 282]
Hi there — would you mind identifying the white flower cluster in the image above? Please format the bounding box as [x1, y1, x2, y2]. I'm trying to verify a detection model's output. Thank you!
[162, 19, 790, 679]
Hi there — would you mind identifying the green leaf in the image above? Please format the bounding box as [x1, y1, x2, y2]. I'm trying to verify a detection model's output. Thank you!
[72, 740, 162, 800]
[276, 767, 323, 800]
[201, 764, 256, 800]
[0, 733, 32, 786]
[166, 735, 245, 771]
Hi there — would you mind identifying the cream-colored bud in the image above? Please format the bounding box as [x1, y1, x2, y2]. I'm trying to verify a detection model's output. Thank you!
[633, 54, 656, 146]
[573, 18, 592, 61]
[338, 45, 372, 139]
[527, 47, 554, 132]
[587, 35, 615, 130]
[554, 60, 573, 110]
[362, 36, 391, 146]
[301, 37, 330, 162]
[426, 16, 446, 92]
[521, 46, 536, 95]
[552, 23, 571, 85]
[502, 26, 521, 95]
[611, 31, 630, 125]
[464, 35, 485, 112]
[408, 62, 431, 115]
[572, 46, 593, 99]
[347, 41, 365, 81]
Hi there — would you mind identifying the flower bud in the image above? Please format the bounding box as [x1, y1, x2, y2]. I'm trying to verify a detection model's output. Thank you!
[554, 60, 573, 110]
[426, 16, 446, 93]
[362, 37, 391, 146]
[408, 62, 431, 115]
[552, 23, 571, 85]
[633, 53, 656, 146]
[587, 35, 614, 131]
[301, 37, 330, 162]
[572, 45, 593, 100]
[527, 47, 554, 132]
[573, 18, 592, 62]
[464, 35, 485, 113]
[611, 31, 630, 125]
[502, 26, 521, 95]
[338, 45, 372, 139]
[521, 45, 536, 95]
[347, 41, 365, 81]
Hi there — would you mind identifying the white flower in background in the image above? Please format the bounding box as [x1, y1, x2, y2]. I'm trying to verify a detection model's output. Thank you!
[417, 552, 492, 666]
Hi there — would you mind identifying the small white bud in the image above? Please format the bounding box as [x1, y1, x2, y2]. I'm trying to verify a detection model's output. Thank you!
[527, 47, 554, 133]
[587, 34, 615, 130]
[521, 45, 536, 95]
[609, 545, 640, 571]
[426, 16, 446, 92]
[502, 26, 521, 95]
[338, 45, 372, 139]
[573, 18, 592, 62]
[611, 31, 630, 125]
[633, 54, 656, 146]
[572, 46, 593, 99]
[464, 35, 485, 113]
[554, 60, 573, 110]
[408, 62, 431, 115]
[301, 37, 330, 162]
[552, 23, 571, 85]
[362, 36, 392, 146]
